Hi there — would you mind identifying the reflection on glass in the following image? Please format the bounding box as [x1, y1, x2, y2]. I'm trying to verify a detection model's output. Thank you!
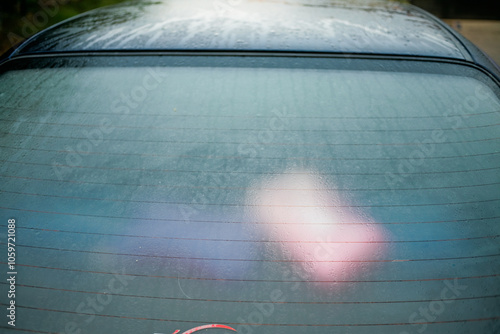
[248, 169, 387, 283]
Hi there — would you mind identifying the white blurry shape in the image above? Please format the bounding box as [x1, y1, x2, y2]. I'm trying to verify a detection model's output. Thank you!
[249, 170, 387, 282]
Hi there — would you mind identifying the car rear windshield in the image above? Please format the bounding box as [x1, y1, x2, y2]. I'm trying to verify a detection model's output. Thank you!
[0, 56, 499, 334]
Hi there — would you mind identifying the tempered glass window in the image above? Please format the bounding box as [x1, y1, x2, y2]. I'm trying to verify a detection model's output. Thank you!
[0, 56, 499, 334]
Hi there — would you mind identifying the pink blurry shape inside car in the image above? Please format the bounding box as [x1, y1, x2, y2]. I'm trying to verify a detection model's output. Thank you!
[249, 170, 387, 282]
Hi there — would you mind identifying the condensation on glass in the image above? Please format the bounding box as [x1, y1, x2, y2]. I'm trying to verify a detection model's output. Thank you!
[0, 57, 499, 333]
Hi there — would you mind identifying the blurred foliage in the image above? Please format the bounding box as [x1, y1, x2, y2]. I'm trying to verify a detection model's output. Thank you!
[0, 0, 129, 55]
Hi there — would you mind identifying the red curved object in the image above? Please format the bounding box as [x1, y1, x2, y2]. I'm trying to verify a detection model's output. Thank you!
[172, 324, 237, 334]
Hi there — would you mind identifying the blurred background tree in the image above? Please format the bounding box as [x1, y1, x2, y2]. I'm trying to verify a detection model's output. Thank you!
[409, 0, 500, 20]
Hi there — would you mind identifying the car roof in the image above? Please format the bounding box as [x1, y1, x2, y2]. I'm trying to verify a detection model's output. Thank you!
[7, 0, 472, 57]
[5, 0, 500, 77]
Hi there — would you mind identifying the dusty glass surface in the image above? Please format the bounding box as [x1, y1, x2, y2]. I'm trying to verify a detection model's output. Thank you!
[0, 57, 499, 333]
